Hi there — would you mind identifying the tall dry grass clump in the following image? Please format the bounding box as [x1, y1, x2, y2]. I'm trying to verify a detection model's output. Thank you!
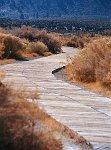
[66, 33, 97, 49]
[66, 37, 111, 88]
[67, 36, 84, 48]
[3, 36, 24, 59]
[0, 33, 25, 59]
[0, 44, 5, 58]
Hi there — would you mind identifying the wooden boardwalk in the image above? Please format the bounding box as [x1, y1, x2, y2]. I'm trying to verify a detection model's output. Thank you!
[1, 47, 111, 150]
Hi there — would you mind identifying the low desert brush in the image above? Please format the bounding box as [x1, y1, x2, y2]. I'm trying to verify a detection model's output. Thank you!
[67, 36, 84, 48]
[0, 33, 25, 59]
[66, 37, 111, 89]
[3, 35, 24, 58]
[6, 26, 62, 54]
[0, 44, 5, 58]
[66, 34, 96, 49]
[26, 41, 48, 56]
[35, 33, 62, 54]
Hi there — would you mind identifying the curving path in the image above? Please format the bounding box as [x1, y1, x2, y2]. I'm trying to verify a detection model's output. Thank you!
[1, 47, 111, 150]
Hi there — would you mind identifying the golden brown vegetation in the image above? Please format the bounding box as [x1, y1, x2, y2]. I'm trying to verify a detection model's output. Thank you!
[35, 33, 62, 54]
[66, 33, 98, 49]
[3, 35, 24, 59]
[0, 33, 25, 60]
[26, 41, 48, 56]
[0, 27, 62, 64]
[0, 59, 16, 65]
[66, 37, 111, 97]
[0, 26, 101, 65]
[7, 26, 62, 54]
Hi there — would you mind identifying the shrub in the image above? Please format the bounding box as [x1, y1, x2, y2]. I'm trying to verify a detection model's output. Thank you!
[35, 33, 62, 54]
[67, 41, 77, 48]
[3, 35, 24, 59]
[66, 37, 111, 86]
[5, 27, 62, 54]
[0, 28, 6, 34]
[0, 44, 5, 58]
[7, 26, 47, 41]
[26, 41, 48, 56]
[66, 34, 96, 49]
[0, 29, 62, 61]
[0, 33, 8, 45]
[102, 73, 111, 89]
[67, 36, 84, 48]
[43, 51, 52, 57]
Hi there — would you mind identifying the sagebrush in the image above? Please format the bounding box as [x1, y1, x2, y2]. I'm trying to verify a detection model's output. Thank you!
[66, 37, 111, 89]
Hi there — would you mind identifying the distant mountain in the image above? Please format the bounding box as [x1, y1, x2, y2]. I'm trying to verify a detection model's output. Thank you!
[0, 0, 110, 21]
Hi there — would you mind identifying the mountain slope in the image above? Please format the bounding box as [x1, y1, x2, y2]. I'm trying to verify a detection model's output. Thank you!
[0, 0, 110, 21]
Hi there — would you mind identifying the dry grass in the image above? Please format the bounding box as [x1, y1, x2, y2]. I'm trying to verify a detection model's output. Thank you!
[0, 27, 62, 64]
[7, 26, 62, 54]
[35, 33, 62, 54]
[3, 35, 24, 58]
[20, 52, 38, 59]
[67, 36, 85, 48]
[67, 78, 111, 98]
[26, 41, 49, 56]
[0, 33, 25, 60]
[0, 44, 5, 58]
[0, 59, 16, 65]
[66, 37, 111, 98]
[82, 82, 111, 98]
[65, 33, 99, 49]
[42, 51, 52, 57]
[0, 33, 50, 63]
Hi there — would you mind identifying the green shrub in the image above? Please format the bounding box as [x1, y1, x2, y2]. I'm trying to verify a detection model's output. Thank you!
[26, 41, 48, 56]
[36, 33, 62, 54]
